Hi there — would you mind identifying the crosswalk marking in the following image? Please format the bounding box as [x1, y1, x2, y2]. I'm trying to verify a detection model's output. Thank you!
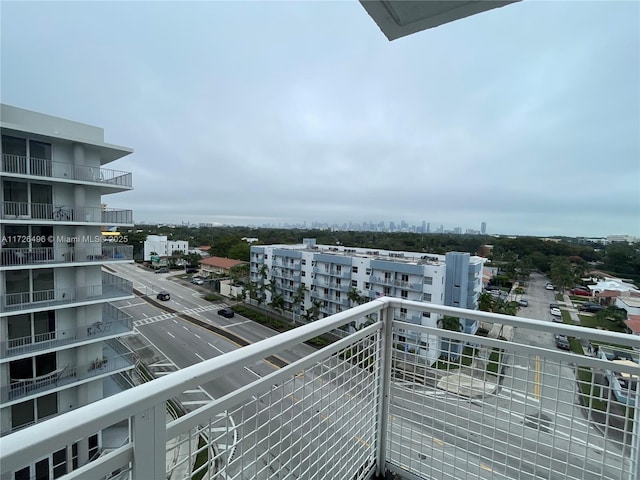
[133, 303, 226, 327]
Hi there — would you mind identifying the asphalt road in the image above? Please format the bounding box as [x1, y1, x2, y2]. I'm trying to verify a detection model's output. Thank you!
[106, 265, 632, 479]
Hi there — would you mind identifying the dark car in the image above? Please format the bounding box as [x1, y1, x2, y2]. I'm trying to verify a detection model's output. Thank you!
[155, 267, 170, 274]
[554, 334, 571, 350]
[186, 268, 198, 274]
[218, 308, 234, 318]
[156, 291, 170, 301]
[579, 303, 604, 313]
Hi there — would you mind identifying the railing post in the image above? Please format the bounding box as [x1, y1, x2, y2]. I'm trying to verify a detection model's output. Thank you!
[375, 300, 394, 477]
[132, 404, 165, 479]
[632, 381, 640, 480]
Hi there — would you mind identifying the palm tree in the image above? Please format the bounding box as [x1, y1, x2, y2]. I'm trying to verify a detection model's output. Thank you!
[270, 293, 285, 315]
[347, 287, 365, 306]
[292, 284, 309, 313]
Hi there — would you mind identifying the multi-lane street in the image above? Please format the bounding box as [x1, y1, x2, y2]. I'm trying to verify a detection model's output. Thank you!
[106, 264, 633, 479]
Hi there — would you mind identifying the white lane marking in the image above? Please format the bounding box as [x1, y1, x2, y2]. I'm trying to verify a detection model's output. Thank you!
[117, 302, 147, 308]
[195, 353, 205, 361]
[173, 319, 178, 324]
[208, 342, 224, 353]
[223, 320, 251, 328]
[182, 400, 211, 405]
[149, 362, 175, 367]
[142, 312, 148, 318]
[194, 333, 201, 339]
[167, 332, 175, 338]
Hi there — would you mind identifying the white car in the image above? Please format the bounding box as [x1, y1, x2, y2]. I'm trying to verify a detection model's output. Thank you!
[191, 278, 204, 285]
[546, 283, 555, 290]
[550, 304, 561, 316]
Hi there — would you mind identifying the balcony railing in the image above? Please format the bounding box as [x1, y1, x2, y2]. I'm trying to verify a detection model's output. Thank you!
[1, 154, 133, 188]
[0, 304, 133, 359]
[0, 272, 133, 312]
[0, 245, 133, 267]
[0, 202, 133, 225]
[1, 339, 135, 403]
[1, 299, 639, 480]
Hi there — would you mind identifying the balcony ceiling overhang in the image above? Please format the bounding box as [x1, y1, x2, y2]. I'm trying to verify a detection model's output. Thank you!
[360, 0, 521, 41]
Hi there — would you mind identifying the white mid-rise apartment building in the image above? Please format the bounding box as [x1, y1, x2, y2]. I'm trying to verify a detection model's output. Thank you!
[143, 234, 189, 262]
[250, 238, 484, 364]
[0, 104, 135, 478]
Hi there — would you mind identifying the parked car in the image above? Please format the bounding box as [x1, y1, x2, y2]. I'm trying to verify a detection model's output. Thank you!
[217, 308, 234, 318]
[518, 299, 528, 307]
[545, 283, 555, 290]
[186, 268, 199, 274]
[554, 334, 571, 350]
[155, 267, 169, 274]
[156, 291, 170, 301]
[550, 303, 561, 316]
[579, 303, 604, 313]
[570, 287, 591, 296]
[191, 278, 204, 285]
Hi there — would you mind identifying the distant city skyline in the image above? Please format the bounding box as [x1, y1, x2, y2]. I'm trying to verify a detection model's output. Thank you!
[133, 217, 638, 241]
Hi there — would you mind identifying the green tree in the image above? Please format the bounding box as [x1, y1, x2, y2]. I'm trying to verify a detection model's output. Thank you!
[228, 242, 250, 262]
[292, 284, 309, 312]
[550, 257, 574, 293]
[478, 292, 494, 312]
[347, 287, 366, 306]
[269, 293, 286, 314]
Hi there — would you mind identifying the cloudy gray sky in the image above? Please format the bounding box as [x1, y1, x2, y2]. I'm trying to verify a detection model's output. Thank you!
[2, 1, 638, 237]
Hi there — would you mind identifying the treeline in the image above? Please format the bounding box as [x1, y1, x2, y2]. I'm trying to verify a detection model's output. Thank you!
[126, 225, 639, 281]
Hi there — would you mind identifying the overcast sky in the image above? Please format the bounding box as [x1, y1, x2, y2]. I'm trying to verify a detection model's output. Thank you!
[2, 1, 638, 237]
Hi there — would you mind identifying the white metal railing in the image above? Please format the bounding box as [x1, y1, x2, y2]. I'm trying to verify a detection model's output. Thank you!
[0, 202, 133, 224]
[1, 298, 639, 480]
[2, 348, 135, 403]
[0, 272, 133, 312]
[0, 245, 133, 266]
[1, 304, 133, 358]
[1, 153, 133, 188]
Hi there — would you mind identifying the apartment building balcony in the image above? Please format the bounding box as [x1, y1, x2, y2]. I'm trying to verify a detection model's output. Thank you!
[1, 154, 133, 191]
[1, 298, 639, 479]
[0, 272, 133, 313]
[0, 244, 133, 268]
[372, 276, 395, 286]
[0, 202, 133, 226]
[394, 279, 424, 292]
[0, 304, 133, 360]
[1, 339, 135, 404]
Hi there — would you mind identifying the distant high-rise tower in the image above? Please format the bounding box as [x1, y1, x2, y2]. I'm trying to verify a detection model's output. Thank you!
[421, 220, 427, 233]
[481, 222, 487, 234]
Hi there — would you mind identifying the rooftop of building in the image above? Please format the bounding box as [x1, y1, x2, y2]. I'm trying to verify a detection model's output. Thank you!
[255, 241, 487, 267]
[0, 103, 132, 163]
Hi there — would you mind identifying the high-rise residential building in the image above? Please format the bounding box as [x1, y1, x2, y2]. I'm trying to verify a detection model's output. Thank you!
[0, 104, 135, 474]
[249, 239, 484, 365]
[481, 222, 487, 234]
